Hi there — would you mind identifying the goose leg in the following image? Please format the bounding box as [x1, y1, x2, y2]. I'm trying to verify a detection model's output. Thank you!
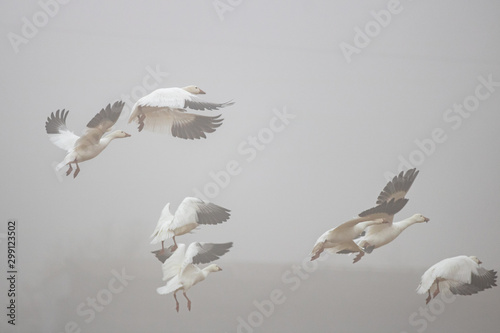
[426, 290, 431, 304]
[66, 163, 73, 176]
[183, 291, 191, 311]
[173, 291, 180, 312]
[432, 281, 440, 298]
[170, 237, 178, 251]
[310, 247, 323, 261]
[161, 240, 165, 253]
[353, 251, 364, 264]
[73, 160, 81, 178]
[138, 114, 146, 132]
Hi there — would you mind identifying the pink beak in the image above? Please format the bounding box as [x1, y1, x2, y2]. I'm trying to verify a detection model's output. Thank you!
[198, 89, 206, 94]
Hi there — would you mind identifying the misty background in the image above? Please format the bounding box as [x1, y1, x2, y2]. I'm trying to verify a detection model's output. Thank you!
[1, 1, 499, 332]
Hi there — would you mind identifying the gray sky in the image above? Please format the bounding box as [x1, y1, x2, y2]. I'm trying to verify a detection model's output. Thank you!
[1, 1, 499, 332]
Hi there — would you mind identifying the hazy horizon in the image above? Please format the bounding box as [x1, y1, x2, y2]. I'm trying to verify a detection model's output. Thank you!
[1, 1, 500, 332]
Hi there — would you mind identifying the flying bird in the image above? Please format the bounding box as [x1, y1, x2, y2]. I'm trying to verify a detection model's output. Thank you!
[45, 101, 131, 178]
[353, 168, 429, 263]
[128, 85, 234, 139]
[156, 242, 233, 312]
[310, 217, 389, 261]
[417, 255, 497, 304]
[150, 197, 231, 252]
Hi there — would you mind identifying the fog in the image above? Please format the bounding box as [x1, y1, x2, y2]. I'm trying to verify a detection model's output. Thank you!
[1, 1, 499, 332]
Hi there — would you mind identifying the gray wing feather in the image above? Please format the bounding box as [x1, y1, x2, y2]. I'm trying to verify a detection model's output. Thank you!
[196, 202, 231, 225]
[86, 101, 124, 129]
[171, 114, 224, 140]
[450, 268, 497, 296]
[151, 248, 175, 264]
[45, 109, 70, 134]
[376, 168, 419, 205]
[184, 100, 234, 111]
[191, 242, 233, 265]
[359, 198, 409, 218]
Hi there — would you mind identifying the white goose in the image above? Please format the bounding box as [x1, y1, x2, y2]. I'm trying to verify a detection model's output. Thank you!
[157, 242, 233, 312]
[417, 255, 497, 304]
[45, 101, 131, 178]
[310, 218, 389, 261]
[150, 197, 231, 252]
[128, 85, 234, 139]
[353, 168, 429, 263]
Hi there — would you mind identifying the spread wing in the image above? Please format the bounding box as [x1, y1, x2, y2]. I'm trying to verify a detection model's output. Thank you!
[186, 242, 233, 265]
[376, 168, 419, 205]
[151, 247, 175, 264]
[449, 267, 497, 296]
[45, 109, 79, 151]
[357, 198, 409, 224]
[184, 99, 234, 111]
[129, 105, 223, 139]
[169, 197, 231, 231]
[77, 101, 125, 146]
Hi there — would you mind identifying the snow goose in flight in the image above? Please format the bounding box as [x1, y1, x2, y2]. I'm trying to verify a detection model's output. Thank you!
[157, 241, 233, 311]
[310, 217, 389, 261]
[128, 85, 234, 139]
[353, 168, 429, 263]
[150, 197, 231, 252]
[417, 255, 497, 304]
[45, 101, 130, 178]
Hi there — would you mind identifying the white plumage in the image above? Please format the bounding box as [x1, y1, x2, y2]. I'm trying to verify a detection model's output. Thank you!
[45, 101, 131, 178]
[353, 168, 429, 263]
[310, 218, 388, 261]
[310, 168, 427, 262]
[156, 242, 232, 312]
[150, 197, 231, 251]
[417, 255, 497, 304]
[128, 85, 234, 139]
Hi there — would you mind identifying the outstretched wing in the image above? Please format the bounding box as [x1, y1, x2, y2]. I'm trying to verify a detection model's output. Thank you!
[79, 101, 125, 145]
[449, 268, 497, 296]
[185, 242, 233, 265]
[376, 168, 419, 205]
[170, 197, 231, 230]
[151, 247, 175, 264]
[45, 109, 79, 151]
[358, 198, 409, 224]
[184, 99, 234, 111]
[129, 105, 224, 139]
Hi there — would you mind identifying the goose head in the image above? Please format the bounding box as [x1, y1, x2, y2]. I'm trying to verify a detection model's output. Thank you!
[206, 264, 222, 273]
[109, 130, 132, 139]
[469, 256, 482, 265]
[183, 85, 206, 95]
[412, 214, 430, 223]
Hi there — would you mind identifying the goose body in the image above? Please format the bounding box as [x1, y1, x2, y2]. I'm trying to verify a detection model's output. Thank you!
[310, 169, 427, 262]
[128, 85, 234, 139]
[150, 197, 231, 251]
[352, 169, 429, 263]
[156, 242, 232, 311]
[310, 218, 388, 260]
[45, 101, 130, 177]
[417, 255, 497, 304]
